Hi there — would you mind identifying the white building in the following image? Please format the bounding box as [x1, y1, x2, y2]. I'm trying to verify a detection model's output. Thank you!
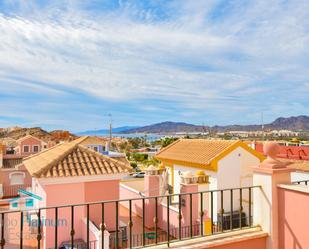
[156, 139, 265, 223]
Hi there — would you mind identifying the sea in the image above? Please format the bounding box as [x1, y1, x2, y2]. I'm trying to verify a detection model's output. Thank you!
[100, 133, 165, 142]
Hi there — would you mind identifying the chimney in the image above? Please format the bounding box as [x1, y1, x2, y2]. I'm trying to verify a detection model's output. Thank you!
[180, 172, 199, 229]
[143, 166, 161, 228]
[105, 141, 110, 153]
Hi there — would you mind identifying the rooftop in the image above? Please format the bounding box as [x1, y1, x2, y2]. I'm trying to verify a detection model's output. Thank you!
[23, 137, 132, 178]
[79, 136, 108, 145]
[156, 139, 264, 169]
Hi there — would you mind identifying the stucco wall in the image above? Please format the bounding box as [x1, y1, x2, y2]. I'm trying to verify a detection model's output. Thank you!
[19, 137, 43, 156]
[0, 164, 32, 196]
[84, 180, 119, 230]
[34, 179, 120, 248]
[278, 187, 309, 249]
[196, 235, 266, 249]
[217, 147, 258, 221]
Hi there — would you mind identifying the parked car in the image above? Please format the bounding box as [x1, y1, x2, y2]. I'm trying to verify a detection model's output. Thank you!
[133, 172, 145, 178]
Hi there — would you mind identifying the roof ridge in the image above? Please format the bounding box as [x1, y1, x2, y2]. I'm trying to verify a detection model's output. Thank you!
[25, 137, 88, 177]
[16, 134, 44, 143]
[156, 139, 181, 156]
[35, 142, 80, 177]
[77, 145, 132, 171]
[205, 140, 239, 163]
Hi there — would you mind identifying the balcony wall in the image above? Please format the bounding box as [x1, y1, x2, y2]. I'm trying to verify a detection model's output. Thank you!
[278, 185, 309, 249]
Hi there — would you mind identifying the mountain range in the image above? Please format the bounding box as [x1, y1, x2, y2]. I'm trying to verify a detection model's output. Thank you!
[120, 115, 309, 134]
[76, 126, 140, 136]
[1, 116, 308, 138]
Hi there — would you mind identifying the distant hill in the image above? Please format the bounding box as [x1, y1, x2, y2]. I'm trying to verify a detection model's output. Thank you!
[0, 127, 52, 140]
[123, 115, 309, 134]
[0, 127, 76, 141]
[215, 115, 309, 132]
[122, 122, 207, 134]
[76, 126, 140, 136]
[268, 116, 309, 130]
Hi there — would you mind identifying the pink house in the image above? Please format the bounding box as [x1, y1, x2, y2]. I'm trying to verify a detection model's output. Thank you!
[0, 147, 31, 199]
[22, 137, 132, 248]
[15, 135, 47, 156]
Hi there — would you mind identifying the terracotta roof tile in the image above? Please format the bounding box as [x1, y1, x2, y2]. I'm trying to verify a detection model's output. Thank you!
[23, 137, 132, 178]
[156, 139, 239, 166]
[283, 158, 309, 172]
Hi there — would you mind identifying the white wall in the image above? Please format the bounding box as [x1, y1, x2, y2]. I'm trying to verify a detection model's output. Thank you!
[291, 171, 309, 182]
[169, 146, 260, 224]
[217, 147, 260, 222]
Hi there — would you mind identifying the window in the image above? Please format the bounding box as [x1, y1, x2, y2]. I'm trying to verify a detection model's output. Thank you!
[26, 199, 34, 207]
[93, 146, 98, 152]
[33, 145, 39, 153]
[23, 145, 29, 153]
[12, 202, 18, 208]
[9, 172, 25, 185]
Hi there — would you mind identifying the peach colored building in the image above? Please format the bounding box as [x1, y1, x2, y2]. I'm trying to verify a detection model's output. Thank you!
[15, 135, 47, 156]
[22, 137, 132, 248]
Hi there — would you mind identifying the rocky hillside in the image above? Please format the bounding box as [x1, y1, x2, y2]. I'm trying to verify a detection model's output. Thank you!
[0, 127, 76, 141]
[123, 115, 309, 134]
[122, 121, 208, 134]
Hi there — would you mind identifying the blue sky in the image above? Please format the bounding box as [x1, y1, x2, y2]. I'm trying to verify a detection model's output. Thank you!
[0, 0, 308, 132]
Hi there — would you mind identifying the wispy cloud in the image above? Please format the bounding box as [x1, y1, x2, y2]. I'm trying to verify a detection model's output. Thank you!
[0, 0, 308, 130]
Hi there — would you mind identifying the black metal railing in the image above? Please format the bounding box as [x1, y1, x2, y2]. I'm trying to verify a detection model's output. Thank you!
[0, 186, 260, 249]
[292, 180, 309, 185]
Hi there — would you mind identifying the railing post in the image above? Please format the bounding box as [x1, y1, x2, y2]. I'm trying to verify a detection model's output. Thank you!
[230, 189, 233, 230]
[129, 200, 133, 249]
[220, 190, 224, 232]
[200, 192, 203, 236]
[167, 195, 170, 246]
[0, 213, 5, 249]
[71, 206, 75, 249]
[87, 204, 90, 249]
[55, 207, 58, 249]
[20, 211, 23, 249]
[248, 187, 252, 227]
[142, 198, 145, 246]
[155, 197, 158, 244]
[115, 201, 119, 249]
[101, 203, 105, 249]
[178, 193, 182, 240]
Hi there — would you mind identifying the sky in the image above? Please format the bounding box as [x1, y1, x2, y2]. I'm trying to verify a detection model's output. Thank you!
[0, 0, 308, 132]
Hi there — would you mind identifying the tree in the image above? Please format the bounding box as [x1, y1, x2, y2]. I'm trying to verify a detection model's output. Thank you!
[161, 137, 178, 148]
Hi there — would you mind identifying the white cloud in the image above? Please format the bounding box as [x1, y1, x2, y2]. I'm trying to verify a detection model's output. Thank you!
[0, 0, 308, 128]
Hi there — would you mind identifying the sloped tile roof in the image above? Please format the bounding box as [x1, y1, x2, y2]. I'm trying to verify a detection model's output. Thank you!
[79, 136, 108, 145]
[156, 139, 242, 166]
[283, 158, 309, 172]
[23, 137, 131, 178]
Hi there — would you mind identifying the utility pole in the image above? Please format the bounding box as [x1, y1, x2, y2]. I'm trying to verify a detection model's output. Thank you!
[107, 114, 112, 144]
[261, 112, 264, 141]
[105, 114, 112, 152]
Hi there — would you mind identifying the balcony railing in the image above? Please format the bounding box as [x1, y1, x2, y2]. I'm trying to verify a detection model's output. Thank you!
[0, 186, 260, 249]
[1, 184, 32, 198]
[292, 180, 309, 185]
